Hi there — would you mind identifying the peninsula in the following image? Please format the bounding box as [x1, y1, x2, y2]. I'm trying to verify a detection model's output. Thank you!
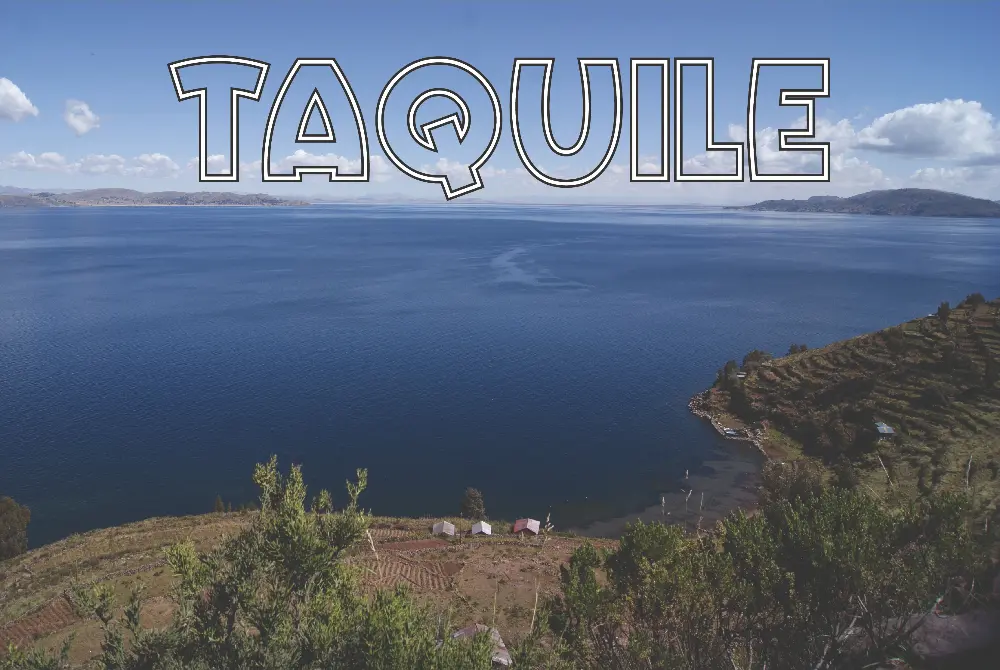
[731, 188, 1000, 218]
[691, 293, 1000, 506]
[0, 188, 310, 208]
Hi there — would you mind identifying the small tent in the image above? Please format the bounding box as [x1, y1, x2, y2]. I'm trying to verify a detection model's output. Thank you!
[471, 520, 492, 536]
[432, 521, 456, 537]
[512, 518, 540, 535]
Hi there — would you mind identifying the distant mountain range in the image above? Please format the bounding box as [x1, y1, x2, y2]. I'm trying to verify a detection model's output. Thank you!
[732, 188, 1000, 218]
[0, 188, 309, 208]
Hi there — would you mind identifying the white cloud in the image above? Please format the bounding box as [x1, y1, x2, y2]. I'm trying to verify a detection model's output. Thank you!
[0, 77, 38, 121]
[0, 78, 39, 122]
[186, 154, 230, 172]
[0, 151, 72, 172]
[227, 151, 394, 182]
[680, 116, 884, 188]
[0, 151, 182, 178]
[129, 153, 181, 178]
[63, 99, 100, 136]
[78, 154, 127, 175]
[856, 99, 1000, 164]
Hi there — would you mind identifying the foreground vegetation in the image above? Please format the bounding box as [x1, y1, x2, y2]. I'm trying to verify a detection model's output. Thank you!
[4, 455, 996, 669]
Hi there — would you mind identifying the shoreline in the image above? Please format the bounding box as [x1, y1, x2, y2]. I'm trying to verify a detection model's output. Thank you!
[569, 390, 767, 538]
[687, 391, 771, 459]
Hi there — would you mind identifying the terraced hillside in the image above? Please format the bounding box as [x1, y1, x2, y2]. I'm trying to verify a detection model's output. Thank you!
[698, 295, 1000, 506]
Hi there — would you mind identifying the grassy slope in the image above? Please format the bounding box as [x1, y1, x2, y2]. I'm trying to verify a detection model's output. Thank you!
[1, 513, 610, 666]
[702, 297, 1000, 507]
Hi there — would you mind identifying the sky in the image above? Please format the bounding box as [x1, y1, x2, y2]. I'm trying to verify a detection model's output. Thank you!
[1, 1, 999, 205]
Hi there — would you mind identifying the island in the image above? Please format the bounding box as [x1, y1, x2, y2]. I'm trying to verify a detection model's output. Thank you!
[730, 188, 1000, 218]
[0, 188, 310, 208]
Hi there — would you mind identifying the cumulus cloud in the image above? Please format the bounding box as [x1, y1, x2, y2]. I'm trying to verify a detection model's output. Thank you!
[856, 99, 1000, 164]
[0, 151, 183, 178]
[64, 99, 100, 135]
[186, 154, 230, 172]
[680, 116, 885, 188]
[1, 151, 72, 172]
[224, 151, 394, 182]
[77, 154, 127, 175]
[129, 153, 181, 178]
[0, 78, 39, 122]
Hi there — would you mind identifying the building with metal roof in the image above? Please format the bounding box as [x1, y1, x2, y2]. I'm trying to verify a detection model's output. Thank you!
[875, 421, 896, 437]
[471, 521, 492, 536]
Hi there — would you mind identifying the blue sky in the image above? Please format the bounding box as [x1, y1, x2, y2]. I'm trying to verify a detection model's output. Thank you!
[1, 1, 999, 203]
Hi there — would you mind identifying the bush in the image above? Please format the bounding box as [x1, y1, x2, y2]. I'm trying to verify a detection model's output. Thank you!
[460, 487, 486, 520]
[42, 458, 497, 670]
[937, 301, 951, 324]
[538, 489, 987, 670]
[0, 496, 31, 562]
[962, 292, 986, 307]
[919, 384, 951, 409]
[742, 349, 773, 370]
[758, 459, 826, 506]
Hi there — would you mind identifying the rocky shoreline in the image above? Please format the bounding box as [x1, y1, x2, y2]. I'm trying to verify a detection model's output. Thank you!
[688, 392, 769, 459]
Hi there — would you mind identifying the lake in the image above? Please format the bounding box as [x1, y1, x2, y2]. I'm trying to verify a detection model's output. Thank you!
[2, 204, 999, 546]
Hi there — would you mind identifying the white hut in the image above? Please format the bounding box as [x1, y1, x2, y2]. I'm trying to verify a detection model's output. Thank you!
[432, 521, 456, 537]
[513, 518, 540, 535]
[471, 521, 492, 536]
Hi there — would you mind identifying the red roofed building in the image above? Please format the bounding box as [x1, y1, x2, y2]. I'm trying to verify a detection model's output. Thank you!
[512, 518, 540, 535]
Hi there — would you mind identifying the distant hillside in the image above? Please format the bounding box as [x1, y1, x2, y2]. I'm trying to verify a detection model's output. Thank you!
[695, 294, 1000, 506]
[733, 188, 1000, 218]
[0, 189, 309, 208]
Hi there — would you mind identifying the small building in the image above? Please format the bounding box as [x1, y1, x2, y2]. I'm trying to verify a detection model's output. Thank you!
[512, 518, 540, 535]
[723, 428, 739, 437]
[452, 624, 512, 667]
[471, 520, 492, 536]
[736, 372, 747, 379]
[875, 421, 896, 439]
[432, 521, 455, 537]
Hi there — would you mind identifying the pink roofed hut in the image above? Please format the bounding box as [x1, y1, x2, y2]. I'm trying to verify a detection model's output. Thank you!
[512, 518, 540, 535]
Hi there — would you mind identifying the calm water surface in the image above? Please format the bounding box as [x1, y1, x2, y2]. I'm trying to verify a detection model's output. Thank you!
[2, 204, 999, 545]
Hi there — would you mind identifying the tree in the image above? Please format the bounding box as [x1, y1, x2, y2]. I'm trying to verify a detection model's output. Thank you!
[757, 459, 825, 507]
[985, 355, 998, 388]
[0, 495, 31, 561]
[539, 489, 985, 670]
[742, 349, 773, 370]
[56, 458, 497, 670]
[937, 301, 951, 326]
[312, 488, 333, 514]
[213, 494, 224, 514]
[963, 292, 986, 308]
[460, 487, 486, 520]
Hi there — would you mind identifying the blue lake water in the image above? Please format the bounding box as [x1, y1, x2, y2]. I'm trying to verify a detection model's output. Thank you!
[1, 204, 999, 546]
